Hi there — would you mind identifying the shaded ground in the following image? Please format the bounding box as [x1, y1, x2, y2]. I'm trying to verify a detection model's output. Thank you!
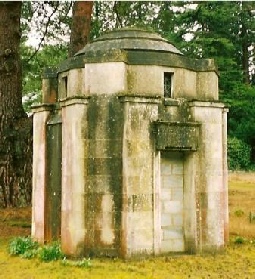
[0, 207, 31, 239]
[0, 173, 255, 278]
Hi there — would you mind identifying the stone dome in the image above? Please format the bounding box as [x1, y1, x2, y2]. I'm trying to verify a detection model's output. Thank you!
[74, 28, 183, 56]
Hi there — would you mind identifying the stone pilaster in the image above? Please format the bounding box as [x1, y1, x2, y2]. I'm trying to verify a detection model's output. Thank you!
[189, 101, 227, 252]
[31, 105, 53, 243]
[60, 96, 89, 256]
[120, 96, 159, 257]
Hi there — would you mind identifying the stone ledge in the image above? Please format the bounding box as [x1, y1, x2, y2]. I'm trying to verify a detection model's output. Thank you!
[189, 101, 225, 108]
[59, 95, 90, 107]
[118, 95, 161, 104]
[31, 103, 56, 113]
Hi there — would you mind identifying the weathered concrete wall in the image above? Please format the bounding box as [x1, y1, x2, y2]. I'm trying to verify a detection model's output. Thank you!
[58, 72, 68, 100]
[42, 78, 57, 103]
[197, 72, 218, 101]
[60, 97, 89, 256]
[42, 69, 58, 103]
[58, 69, 85, 100]
[189, 101, 227, 252]
[127, 66, 197, 99]
[126, 65, 216, 101]
[67, 69, 85, 98]
[174, 68, 197, 99]
[183, 151, 198, 253]
[84, 95, 124, 257]
[84, 62, 127, 95]
[32, 106, 52, 243]
[121, 96, 159, 257]
[127, 65, 165, 96]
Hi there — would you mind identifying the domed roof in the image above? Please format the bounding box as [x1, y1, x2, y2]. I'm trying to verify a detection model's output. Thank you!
[75, 28, 183, 56]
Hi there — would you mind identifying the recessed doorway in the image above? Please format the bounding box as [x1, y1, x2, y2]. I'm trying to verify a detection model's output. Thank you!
[160, 151, 184, 252]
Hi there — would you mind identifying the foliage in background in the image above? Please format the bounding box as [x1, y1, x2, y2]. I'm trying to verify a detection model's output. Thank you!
[90, 1, 161, 39]
[226, 85, 255, 164]
[21, 44, 68, 112]
[21, 1, 71, 112]
[228, 136, 252, 170]
[21, 2, 72, 47]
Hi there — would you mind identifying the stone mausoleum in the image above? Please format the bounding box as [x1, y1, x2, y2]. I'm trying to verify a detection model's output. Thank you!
[32, 28, 228, 258]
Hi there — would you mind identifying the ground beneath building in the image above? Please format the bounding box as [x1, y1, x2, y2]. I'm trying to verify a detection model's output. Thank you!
[0, 207, 31, 239]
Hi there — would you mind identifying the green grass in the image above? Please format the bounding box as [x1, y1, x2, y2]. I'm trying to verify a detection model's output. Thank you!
[1, 241, 255, 278]
[0, 175, 255, 278]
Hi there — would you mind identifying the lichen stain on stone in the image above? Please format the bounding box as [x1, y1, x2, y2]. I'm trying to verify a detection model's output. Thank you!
[84, 94, 123, 256]
[128, 194, 153, 212]
[127, 68, 135, 92]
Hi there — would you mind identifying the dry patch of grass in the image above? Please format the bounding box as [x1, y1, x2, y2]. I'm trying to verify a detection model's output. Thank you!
[229, 173, 255, 239]
[0, 173, 255, 278]
[0, 207, 31, 240]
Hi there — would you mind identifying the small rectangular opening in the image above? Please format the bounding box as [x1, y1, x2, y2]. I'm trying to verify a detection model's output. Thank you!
[164, 72, 173, 98]
[63, 76, 68, 95]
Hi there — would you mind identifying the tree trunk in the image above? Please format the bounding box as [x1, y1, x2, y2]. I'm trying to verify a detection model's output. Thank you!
[240, 1, 252, 85]
[241, 23, 250, 85]
[0, 2, 32, 207]
[69, 1, 93, 57]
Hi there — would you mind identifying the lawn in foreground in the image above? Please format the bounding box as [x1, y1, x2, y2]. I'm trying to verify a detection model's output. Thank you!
[1, 238, 255, 279]
[0, 174, 255, 279]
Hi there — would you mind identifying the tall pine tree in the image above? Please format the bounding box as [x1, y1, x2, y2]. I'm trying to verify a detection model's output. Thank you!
[0, 2, 32, 207]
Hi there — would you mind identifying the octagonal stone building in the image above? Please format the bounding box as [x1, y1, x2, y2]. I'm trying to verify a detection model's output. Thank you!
[32, 28, 228, 258]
